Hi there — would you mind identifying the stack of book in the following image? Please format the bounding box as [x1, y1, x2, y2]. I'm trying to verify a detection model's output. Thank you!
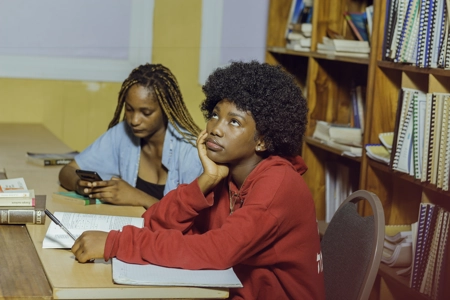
[317, 37, 370, 58]
[382, 225, 413, 268]
[285, 0, 313, 52]
[312, 120, 363, 157]
[0, 177, 46, 225]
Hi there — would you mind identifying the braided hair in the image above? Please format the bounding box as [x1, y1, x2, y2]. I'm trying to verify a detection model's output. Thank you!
[108, 63, 201, 144]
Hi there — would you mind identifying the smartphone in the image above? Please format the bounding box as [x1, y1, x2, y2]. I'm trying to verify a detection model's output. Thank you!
[76, 169, 103, 182]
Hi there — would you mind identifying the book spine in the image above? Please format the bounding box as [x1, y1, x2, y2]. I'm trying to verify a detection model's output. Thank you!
[412, 92, 421, 179]
[443, 97, 450, 191]
[415, 204, 438, 291]
[0, 192, 30, 198]
[52, 193, 98, 206]
[356, 86, 365, 132]
[425, 0, 438, 67]
[427, 94, 438, 183]
[390, 88, 404, 167]
[445, 16, 450, 68]
[389, 0, 407, 60]
[421, 93, 434, 182]
[344, 13, 364, 41]
[431, 210, 450, 299]
[43, 158, 74, 166]
[350, 85, 360, 128]
[0, 207, 45, 224]
[394, 0, 415, 62]
[411, 203, 429, 289]
[0, 198, 35, 206]
[392, 89, 414, 173]
[384, 0, 399, 59]
[438, 5, 448, 67]
[437, 95, 450, 188]
[416, 0, 429, 67]
[420, 207, 444, 295]
[400, 0, 421, 63]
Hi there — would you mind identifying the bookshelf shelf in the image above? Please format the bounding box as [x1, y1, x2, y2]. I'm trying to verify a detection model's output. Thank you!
[377, 61, 450, 77]
[377, 264, 429, 300]
[266, 0, 450, 299]
[310, 52, 370, 64]
[304, 136, 361, 162]
[267, 46, 311, 57]
[267, 46, 370, 64]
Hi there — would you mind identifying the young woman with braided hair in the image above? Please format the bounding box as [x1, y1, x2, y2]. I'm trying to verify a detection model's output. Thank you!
[59, 63, 203, 208]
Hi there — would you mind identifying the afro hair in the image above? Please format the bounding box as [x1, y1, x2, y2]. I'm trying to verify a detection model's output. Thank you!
[200, 60, 308, 157]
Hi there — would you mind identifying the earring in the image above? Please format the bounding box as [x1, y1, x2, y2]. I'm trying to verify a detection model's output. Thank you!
[257, 146, 261, 151]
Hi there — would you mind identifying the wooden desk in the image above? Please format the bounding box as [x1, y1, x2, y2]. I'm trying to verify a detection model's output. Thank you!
[0, 123, 228, 299]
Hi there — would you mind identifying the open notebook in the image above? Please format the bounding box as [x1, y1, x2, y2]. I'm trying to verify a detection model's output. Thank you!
[112, 258, 243, 288]
[43, 211, 243, 288]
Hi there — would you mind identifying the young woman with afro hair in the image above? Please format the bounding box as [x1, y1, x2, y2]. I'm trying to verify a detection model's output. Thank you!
[71, 61, 325, 300]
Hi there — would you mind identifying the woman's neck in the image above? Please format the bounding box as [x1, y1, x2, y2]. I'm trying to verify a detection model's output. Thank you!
[229, 157, 263, 189]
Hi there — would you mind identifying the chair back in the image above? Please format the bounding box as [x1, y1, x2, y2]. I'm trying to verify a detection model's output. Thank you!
[321, 190, 385, 300]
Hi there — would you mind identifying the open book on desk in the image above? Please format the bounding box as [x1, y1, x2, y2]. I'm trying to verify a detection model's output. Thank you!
[113, 258, 243, 288]
[43, 212, 144, 248]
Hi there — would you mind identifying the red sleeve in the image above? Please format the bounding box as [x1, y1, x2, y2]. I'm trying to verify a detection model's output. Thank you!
[144, 178, 213, 232]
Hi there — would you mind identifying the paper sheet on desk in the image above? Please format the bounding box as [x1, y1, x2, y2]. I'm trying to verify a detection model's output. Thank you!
[43, 212, 144, 248]
[112, 258, 243, 288]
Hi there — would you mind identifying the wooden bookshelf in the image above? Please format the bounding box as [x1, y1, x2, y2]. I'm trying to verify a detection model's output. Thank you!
[265, 0, 450, 299]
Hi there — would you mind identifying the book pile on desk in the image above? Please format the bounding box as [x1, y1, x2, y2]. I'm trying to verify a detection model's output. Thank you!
[26, 150, 79, 166]
[0, 177, 46, 225]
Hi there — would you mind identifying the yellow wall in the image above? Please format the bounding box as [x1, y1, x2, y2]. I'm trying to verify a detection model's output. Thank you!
[0, 0, 205, 152]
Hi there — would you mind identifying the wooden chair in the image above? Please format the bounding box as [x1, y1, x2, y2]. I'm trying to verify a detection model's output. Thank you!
[321, 190, 385, 300]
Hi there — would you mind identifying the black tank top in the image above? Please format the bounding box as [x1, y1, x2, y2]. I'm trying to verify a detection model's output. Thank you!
[136, 176, 165, 200]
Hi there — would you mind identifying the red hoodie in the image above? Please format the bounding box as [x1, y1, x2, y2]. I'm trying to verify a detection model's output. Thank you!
[105, 155, 325, 300]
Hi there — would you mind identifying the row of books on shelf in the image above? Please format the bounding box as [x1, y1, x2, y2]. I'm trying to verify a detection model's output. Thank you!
[285, 0, 374, 56]
[0, 177, 46, 225]
[383, 0, 450, 69]
[382, 203, 449, 300]
[389, 89, 450, 190]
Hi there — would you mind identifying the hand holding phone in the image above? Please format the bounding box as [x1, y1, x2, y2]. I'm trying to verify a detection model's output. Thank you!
[76, 169, 103, 182]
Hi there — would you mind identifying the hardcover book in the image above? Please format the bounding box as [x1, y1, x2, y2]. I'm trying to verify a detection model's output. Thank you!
[52, 191, 102, 206]
[26, 151, 79, 166]
[0, 195, 45, 224]
[0, 177, 29, 197]
[0, 189, 35, 206]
